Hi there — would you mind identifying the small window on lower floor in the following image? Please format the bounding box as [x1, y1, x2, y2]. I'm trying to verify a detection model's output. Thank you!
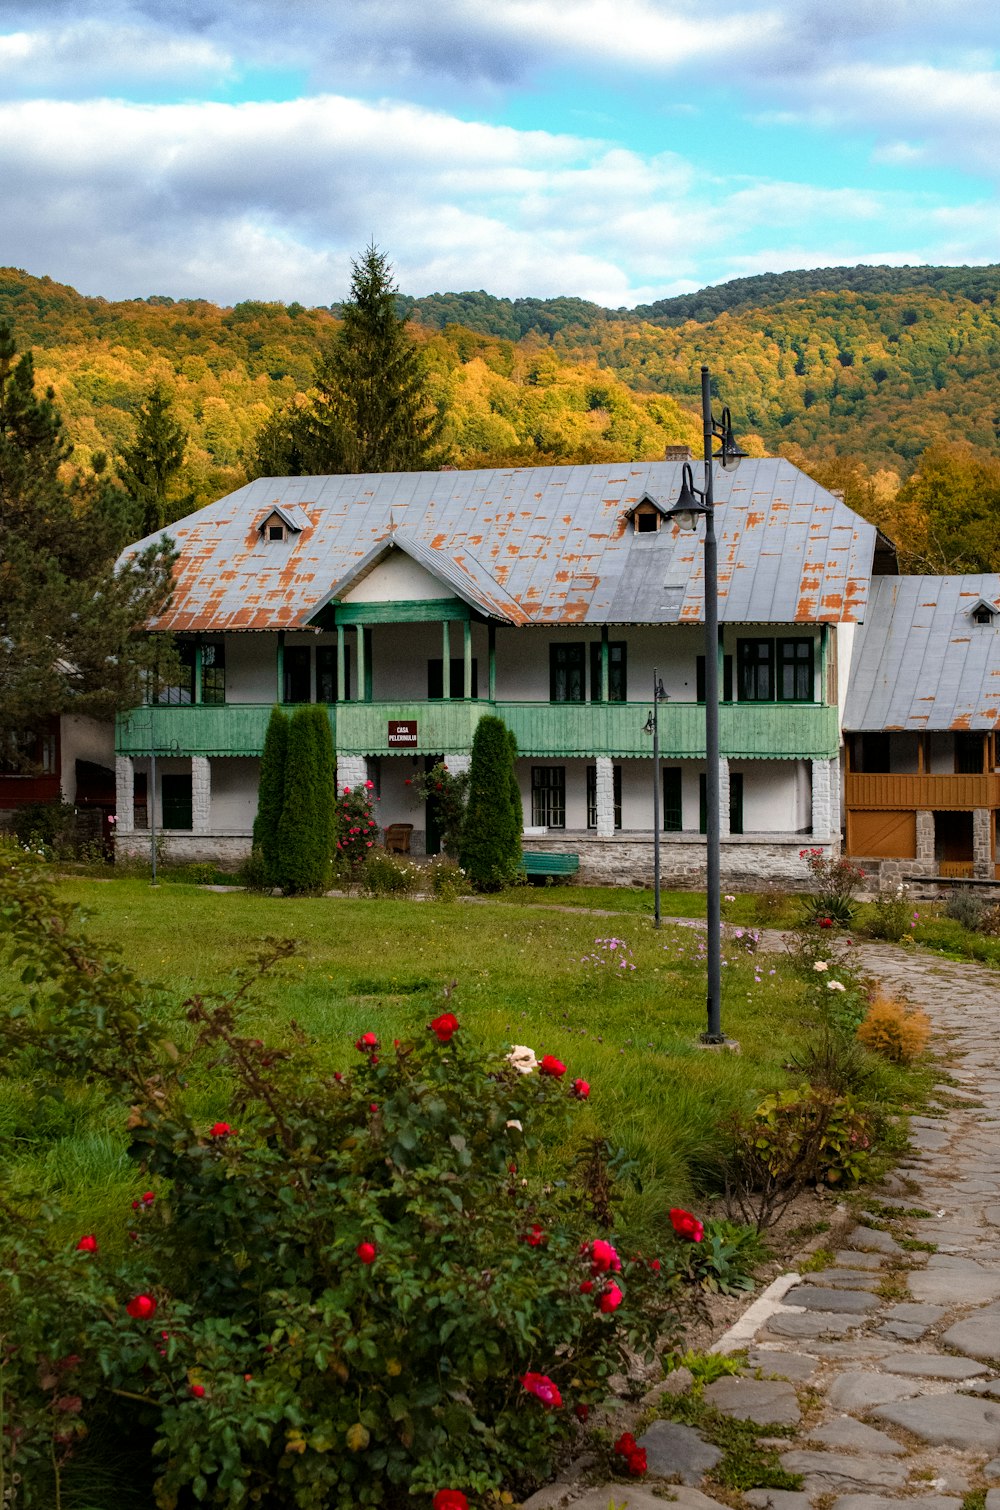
[663, 767, 682, 831]
[586, 764, 621, 829]
[161, 773, 193, 830]
[531, 766, 566, 828]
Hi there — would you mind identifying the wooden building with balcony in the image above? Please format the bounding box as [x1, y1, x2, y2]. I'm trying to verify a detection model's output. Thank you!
[843, 576, 1000, 879]
[113, 458, 891, 883]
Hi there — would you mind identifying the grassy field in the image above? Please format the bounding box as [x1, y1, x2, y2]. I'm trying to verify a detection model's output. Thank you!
[1, 874, 929, 1257]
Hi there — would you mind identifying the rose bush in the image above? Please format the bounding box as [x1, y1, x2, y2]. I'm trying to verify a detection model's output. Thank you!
[0, 849, 696, 1510]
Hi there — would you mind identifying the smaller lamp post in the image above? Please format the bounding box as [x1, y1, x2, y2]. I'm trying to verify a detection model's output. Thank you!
[663, 366, 746, 1042]
[642, 671, 669, 927]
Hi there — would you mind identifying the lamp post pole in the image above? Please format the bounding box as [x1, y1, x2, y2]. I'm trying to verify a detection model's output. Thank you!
[652, 667, 662, 929]
[699, 366, 723, 1042]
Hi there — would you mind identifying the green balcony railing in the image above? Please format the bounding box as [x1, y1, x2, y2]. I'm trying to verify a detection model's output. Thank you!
[117, 700, 840, 761]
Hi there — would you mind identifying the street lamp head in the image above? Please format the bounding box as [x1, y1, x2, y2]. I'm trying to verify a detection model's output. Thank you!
[664, 462, 707, 532]
[642, 711, 655, 736]
[716, 407, 749, 468]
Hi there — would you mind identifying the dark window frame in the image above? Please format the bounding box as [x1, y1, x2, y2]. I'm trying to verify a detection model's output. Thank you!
[283, 645, 311, 704]
[662, 767, 682, 832]
[531, 766, 566, 828]
[589, 641, 627, 702]
[427, 658, 479, 699]
[550, 643, 586, 703]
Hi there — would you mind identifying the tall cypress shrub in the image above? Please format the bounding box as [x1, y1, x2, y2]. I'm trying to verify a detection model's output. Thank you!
[274, 706, 336, 895]
[252, 706, 288, 885]
[460, 715, 521, 892]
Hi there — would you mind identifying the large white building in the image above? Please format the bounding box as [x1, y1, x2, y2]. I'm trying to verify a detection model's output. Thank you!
[107, 454, 895, 884]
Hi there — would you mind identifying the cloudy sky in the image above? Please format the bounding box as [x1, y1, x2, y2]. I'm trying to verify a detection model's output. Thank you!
[1, 0, 997, 308]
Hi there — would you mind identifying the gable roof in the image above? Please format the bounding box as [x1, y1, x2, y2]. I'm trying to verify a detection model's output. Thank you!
[320, 532, 531, 625]
[125, 458, 882, 633]
[844, 575, 1000, 731]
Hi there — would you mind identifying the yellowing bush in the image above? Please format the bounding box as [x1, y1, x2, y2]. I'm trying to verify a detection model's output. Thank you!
[856, 993, 931, 1063]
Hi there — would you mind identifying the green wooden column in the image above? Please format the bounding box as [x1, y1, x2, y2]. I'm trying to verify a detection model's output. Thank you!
[488, 623, 496, 701]
[356, 624, 366, 703]
[276, 632, 285, 703]
[463, 620, 473, 700]
[442, 620, 451, 699]
[819, 624, 828, 703]
[600, 625, 609, 702]
[194, 641, 203, 705]
[336, 625, 346, 701]
[364, 630, 373, 701]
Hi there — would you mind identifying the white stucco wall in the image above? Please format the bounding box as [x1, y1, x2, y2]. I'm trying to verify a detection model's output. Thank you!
[225, 633, 280, 703]
[210, 758, 260, 831]
[342, 552, 450, 603]
[60, 715, 115, 802]
[835, 621, 855, 727]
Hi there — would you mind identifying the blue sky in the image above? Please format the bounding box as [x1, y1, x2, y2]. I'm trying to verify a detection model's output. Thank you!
[1, 0, 998, 307]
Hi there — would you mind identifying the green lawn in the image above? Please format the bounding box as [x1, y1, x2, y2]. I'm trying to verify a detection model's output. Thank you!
[1, 875, 912, 1253]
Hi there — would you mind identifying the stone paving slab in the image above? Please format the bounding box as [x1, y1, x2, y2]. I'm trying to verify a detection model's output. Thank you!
[744, 1493, 810, 1510]
[830, 1498, 960, 1510]
[825, 1371, 925, 1410]
[747, 1348, 817, 1381]
[882, 1352, 990, 1379]
[776, 1449, 908, 1490]
[809, 1417, 907, 1455]
[873, 1394, 1000, 1450]
[834, 1250, 885, 1270]
[636, 1421, 722, 1485]
[801, 1268, 883, 1290]
[848, 1226, 903, 1255]
[760, 1310, 861, 1340]
[701, 1376, 800, 1425]
[941, 1307, 1000, 1360]
[908, 1266, 1000, 1305]
[782, 1285, 878, 1314]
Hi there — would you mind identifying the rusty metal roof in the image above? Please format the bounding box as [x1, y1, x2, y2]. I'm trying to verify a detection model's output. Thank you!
[844, 575, 1000, 731]
[127, 459, 880, 633]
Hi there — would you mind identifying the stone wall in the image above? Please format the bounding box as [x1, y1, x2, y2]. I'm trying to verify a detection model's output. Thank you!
[115, 833, 252, 868]
[521, 833, 830, 889]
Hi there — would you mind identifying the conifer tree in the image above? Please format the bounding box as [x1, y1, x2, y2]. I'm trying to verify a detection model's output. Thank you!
[252, 706, 289, 885]
[0, 321, 175, 752]
[116, 382, 190, 536]
[459, 715, 522, 892]
[274, 706, 336, 894]
[250, 245, 444, 477]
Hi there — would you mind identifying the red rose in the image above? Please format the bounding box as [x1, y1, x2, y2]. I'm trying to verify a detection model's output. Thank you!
[357, 1242, 377, 1265]
[818, 917, 833, 929]
[579, 1280, 594, 1294]
[429, 1011, 459, 1043]
[142, 1191, 155, 1204]
[190, 1384, 205, 1398]
[521, 1225, 546, 1247]
[209, 1122, 233, 1138]
[614, 1432, 637, 1457]
[521, 1372, 562, 1408]
[75, 1235, 98, 1253]
[355, 1031, 379, 1052]
[571, 1078, 590, 1099]
[539, 1055, 566, 1077]
[627, 1448, 647, 1476]
[649, 1258, 661, 1272]
[433, 1494, 469, 1510]
[125, 1294, 157, 1320]
[574, 1403, 590, 1422]
[588, 1238, 621, 1274]
[669, 1207, 705, 1243]
[599, 1283, 623, 1313]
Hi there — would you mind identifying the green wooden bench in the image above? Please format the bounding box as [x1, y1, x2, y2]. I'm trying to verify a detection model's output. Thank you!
[520, 851, 580, 883]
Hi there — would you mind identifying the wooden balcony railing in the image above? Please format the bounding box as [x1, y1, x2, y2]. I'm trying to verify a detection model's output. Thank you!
[846, 772, 1000, 810]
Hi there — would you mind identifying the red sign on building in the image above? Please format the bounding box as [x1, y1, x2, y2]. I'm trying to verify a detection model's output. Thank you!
[388, 720, 418, 748]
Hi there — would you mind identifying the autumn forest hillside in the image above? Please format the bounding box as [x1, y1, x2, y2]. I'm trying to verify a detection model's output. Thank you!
[4, 262, 1000, 572]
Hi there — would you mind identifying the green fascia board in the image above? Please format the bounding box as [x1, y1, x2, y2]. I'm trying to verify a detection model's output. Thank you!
[333, 598, 470, 625]
[117, 700, 839, 761]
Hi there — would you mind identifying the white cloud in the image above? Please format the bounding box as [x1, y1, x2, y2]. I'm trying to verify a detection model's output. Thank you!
[0, 20, 230, 95]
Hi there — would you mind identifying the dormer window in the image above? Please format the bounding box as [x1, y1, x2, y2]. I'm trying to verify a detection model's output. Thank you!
[258, 506, 302, 543]
[626, 493, 667, 534]
[268, 522, 287, 542]
[969, 598, 998, 625]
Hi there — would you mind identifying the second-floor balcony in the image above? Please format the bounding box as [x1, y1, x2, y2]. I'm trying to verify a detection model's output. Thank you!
[117, 699, 840, 762]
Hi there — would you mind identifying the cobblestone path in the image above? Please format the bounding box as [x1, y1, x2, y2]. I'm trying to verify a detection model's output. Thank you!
[528, 940, 1000, 1510]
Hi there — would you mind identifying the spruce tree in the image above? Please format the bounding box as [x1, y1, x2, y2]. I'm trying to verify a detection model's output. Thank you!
[116, 381, 190, 536]
[459, 715, 522, 892]
[0, 321, 175, 751]
[250, 245, 444, 477]
[274, 706, 336, 894]
[252, 706, 289, 885]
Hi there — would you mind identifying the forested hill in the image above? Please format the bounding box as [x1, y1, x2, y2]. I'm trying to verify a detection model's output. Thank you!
[5, 261, 1000, 571]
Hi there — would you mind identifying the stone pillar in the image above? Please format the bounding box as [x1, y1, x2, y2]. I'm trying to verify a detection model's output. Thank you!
[916, 810, 935, 863]
[973, 807, 993, 878]
[829, 754, 842, 853]
[718, 757, 730, 838]
[444, 755, 471, 778]
[191, 756, 211, 834]
[811, 756, 835, 841]
[115, 755, 134, 831]
[337, 755, 369, 794]
[594, 756, 615, 837]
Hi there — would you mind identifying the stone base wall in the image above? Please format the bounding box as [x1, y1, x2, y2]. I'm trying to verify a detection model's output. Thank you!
[521, 833, 830, 889]
[115, 832, 252, 868]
